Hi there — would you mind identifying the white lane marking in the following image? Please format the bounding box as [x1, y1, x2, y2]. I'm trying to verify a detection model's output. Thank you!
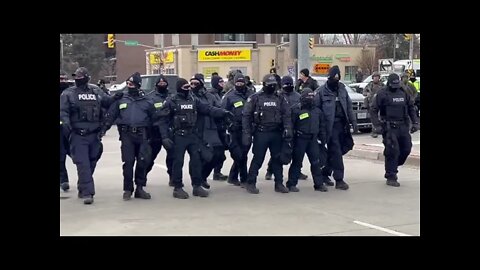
[353, 220, 412, 236]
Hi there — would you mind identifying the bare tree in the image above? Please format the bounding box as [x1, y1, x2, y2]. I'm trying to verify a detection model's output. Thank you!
[356, 49, 376, 75]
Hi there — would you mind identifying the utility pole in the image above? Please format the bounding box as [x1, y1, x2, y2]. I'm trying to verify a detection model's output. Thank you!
[297, 34, 310, 79]
[60, 38, 64, 70]
[409, 34, 414, 63]
[393, 34, 397, 61]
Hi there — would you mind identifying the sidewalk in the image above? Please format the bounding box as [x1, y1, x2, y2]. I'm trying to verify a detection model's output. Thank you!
[346, 142, 420, 167]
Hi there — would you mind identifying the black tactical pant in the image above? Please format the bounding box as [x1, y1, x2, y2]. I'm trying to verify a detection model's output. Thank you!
[60, 127, 70, 184]
[145, 139, 174, 178]
[172, 133, 203, 188]
[382, 123, 412, 178]
[202, 146, 227, 182]
[287, 136, 324, 188]
[228, 131, 249, 183]
[247, 131, 283, 184]
[70, 132, 103, 197]
[120, 132, 151, 192]
[323, 121, 346, 181]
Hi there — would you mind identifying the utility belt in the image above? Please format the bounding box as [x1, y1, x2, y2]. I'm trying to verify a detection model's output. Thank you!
[173, 127, 194, 136]
[295, 131, 314, 139]
[72, 127, 101, 136]
[384, 120, 406, 128]
[118, 125, 149, 134]
[255, 125, 282, 132]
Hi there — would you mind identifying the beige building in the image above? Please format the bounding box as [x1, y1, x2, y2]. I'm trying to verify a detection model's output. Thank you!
[116, 34, 376, 83]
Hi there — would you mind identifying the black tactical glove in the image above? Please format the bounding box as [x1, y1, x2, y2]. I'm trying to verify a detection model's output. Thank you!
[113, 91, 124, 100]
[410, 123, 420, 134]
[283, 129, 293, 142]
[162, 138, 174, 150]
[374, 125, 383, 134]
[242, 133, 252, 147]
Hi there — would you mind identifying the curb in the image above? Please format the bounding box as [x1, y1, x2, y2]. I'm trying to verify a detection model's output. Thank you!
[346, 148, 420, 167]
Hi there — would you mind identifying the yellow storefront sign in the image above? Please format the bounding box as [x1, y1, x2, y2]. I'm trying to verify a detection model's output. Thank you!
[149, 51, 174, 64]
[198, 49, 251, 62]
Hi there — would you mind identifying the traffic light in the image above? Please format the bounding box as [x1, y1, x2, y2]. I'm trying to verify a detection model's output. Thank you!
[107, 34, 115, 48]
[271, 59, 275, 67]
[309, 37, 314, 49]
[403, 34, 412, 41]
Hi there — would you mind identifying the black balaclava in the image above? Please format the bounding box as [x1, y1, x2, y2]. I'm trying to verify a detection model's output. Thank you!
[126, 72, 142, 96]
[155, 75, 169, 94]
[234, 73, 246, 93]
[300, 88, 315, 109]
[190, 73, 205, 93]
[281, 75, 294, 93]
[387, 73, 401, 92]
[211, 75, 224, 93]
[327, 65, 341, 91]
[262, 74, 277, 94]
[176, 78, 191, 97]
[72, 67, 90, 89]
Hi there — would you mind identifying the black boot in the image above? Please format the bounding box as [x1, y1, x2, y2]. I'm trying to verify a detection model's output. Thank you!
[324, 177, 334, 186]
[168, 176, 175, 187]
[60, 182, 70, 192]
[193, 186, 209, 197]
[83, 195, 94, 205]
[213, 173, 228, 181]
[265, 171, 273, 180]
[299, 172, 308, 180]
[246, 183, 259, 194]
[201, 181, 211, 189]
[173, 187, 189, 199]
[228, 178, 241, 186]
[274, 183, 289, 193]
[335, 180, 349, 190]
[288, 186, 300, 192]
[134, 186, 151, 199]
[314, 183, 328, 192]
[123, 191, 133, 201]
[386, 179, 400, 187]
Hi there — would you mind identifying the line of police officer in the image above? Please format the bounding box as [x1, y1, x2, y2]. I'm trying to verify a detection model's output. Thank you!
[60, 66, 418, 205]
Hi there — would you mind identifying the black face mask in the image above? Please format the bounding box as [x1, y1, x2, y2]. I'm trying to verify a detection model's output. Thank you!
[301, 98, 314, 108]
[191, 85, 202, 92]
[327, 78, 339, 90]
[264, 85, 276, 94]
[128, 87, 139, 96]
[156, 85, 168, 93]
[215, 85, 224, 91]
[388, 86, 399, 92]
[235, 85, 245, 92]
[60, 82, 70, 91]
[283, 85, 294, 92]
[75, 78, 89, 88]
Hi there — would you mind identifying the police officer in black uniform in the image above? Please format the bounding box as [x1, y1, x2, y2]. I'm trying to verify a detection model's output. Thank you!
[221, 73, 255, 187]
[286, 88, 328, 192]
[60, 70, 71, 192]
[190, 73, 229, 189]
[265, 75, 308, 181]
[242, 74, 293, 194]
[60, 67, 119, 204]
[158, 78, 233, 199]
[315, 66, 358, 190]
[208, 75, 229, 181]
[371, 73, 419, 187]
[102, 72, 156, 200]
[145, 75, 175, 187]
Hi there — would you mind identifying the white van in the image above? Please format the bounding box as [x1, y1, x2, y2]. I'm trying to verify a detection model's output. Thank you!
[393, 59, 420, 77]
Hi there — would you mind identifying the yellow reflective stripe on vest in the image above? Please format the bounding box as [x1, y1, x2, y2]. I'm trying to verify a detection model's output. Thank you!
[154, 102, 163, 108]
[119, 103, 127, 109]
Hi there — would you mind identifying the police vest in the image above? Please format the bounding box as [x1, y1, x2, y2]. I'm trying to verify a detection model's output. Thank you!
[70, 86, 102, 124]
[253, 94, 282, 128]
[116, 97, 152, 127]
[295, 107, 319, 136]
[171, 97, 197, 130]
[384, 89, 408, 122]
[229, 92, 249, 127]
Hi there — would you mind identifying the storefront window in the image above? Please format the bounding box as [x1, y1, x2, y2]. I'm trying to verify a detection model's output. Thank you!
[344, 66, 358, 82]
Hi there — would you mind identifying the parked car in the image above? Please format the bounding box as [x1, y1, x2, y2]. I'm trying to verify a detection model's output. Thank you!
[312, 76, 372, 133]
[348, 73, 390, 93]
